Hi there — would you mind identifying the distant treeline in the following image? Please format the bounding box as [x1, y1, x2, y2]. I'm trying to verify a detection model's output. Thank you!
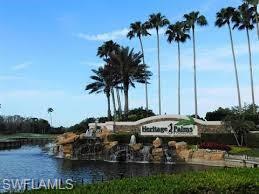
[0, 115, 65, 134]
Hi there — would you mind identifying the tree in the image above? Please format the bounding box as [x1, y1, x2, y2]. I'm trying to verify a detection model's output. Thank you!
[106, 47, 152, 117]
[146, 13, 169, 115]
[215, 7, 242, 112]
[224, 114, 255, 146]
[244, 0, 259, 40]
[184, 11, 208, 119]
[127, 21, 151, 111]
[97, 40, 122, 116]
[165, 21, 190, 115]
[47, 108, 54, 127]
[232, 3, 256, 113]
[205, 107, 234, 121]
[85, 67, 114, 120]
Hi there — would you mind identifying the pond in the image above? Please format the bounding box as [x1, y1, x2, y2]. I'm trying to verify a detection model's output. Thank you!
[0, 145, 214, 191]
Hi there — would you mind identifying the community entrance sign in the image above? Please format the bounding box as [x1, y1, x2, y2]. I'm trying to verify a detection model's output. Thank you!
[140, 117, 198, 137]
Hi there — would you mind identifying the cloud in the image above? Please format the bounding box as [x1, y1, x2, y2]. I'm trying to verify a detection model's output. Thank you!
[0, 75, 23, 81]
[76, 27, 169, 42]
[12, 62, 31, 70]
[77, 28, 129, 41]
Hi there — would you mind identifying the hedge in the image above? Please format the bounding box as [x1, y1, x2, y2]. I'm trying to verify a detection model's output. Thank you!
[108, 132, 259, 147]
[18, 168, 259, 194]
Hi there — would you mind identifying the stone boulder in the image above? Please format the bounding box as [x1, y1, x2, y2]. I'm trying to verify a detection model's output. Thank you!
[56, 132, 79, 145]
[192, 149, 206, 160]
[168, 141, 176, 148]
[129, 143, 143, 152]
[104, 141, 118, 150]
[151, 148, 164, 163]
[96, 128, 111, 142]
[153, 137, 162, 148]
[178, 149, 193, 161]
[210, 151, 225, 161]
[191, 149, 225, 161]
[175, 142, 187, 152]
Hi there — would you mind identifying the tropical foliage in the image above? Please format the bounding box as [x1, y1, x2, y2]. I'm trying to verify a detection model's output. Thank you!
[84, 2, 258, 121]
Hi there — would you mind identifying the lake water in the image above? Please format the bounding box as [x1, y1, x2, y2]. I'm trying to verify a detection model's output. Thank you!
[0, 145, 213, 191]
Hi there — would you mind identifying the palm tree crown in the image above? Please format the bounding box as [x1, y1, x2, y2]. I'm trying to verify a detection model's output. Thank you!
[165, 21, 190, 43]
[47, 108, 53, 114]
[127, 21, 150, 39]
[106, 47, 152, 115]
[232, 3, 255, 30]
[215, 7, 236, 27]
[147, 13, 170, 30]
[97, 40, 120, 59]
[184, 11, 208, 29]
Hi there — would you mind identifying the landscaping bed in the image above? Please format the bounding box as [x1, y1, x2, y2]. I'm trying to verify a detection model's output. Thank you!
[18, 168, 259, 194]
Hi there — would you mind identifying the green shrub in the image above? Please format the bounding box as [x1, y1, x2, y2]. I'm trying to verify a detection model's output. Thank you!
[229, 146, 259, 157]
[18, 168, 259, 194]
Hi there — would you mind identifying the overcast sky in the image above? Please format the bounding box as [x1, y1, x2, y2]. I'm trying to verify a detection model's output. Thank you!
[0, 0, 258, 127]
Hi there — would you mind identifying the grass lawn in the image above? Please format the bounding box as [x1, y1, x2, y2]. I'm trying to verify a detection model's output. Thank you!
[229, 146, 259, 157]
[0, 133, 57, 141]
[14, 168, 259, 194]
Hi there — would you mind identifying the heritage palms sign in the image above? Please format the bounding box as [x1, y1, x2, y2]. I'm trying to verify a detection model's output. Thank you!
[141, 117, 198, 137]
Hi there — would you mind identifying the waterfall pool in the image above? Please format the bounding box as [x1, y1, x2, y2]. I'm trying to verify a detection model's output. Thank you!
[0, 145, 215, 191]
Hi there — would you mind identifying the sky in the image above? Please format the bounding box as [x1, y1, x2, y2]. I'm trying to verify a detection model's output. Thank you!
[0, 0, 258, 127]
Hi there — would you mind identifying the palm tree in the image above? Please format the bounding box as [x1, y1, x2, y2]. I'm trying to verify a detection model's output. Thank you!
[127, 21, 151, 111]
[165, 21, 190, 115]
[97, 40, 122, 116]
[232, 3, 256, 113]
[47, 108, 54, 126]
[147, 13, 169, 115]
[244, 0, 259, 40]
[106, 47, 152, 116]
[215, 7, 242, 112]
[86, 67, 114, 120]
[183, 11, 208, 118]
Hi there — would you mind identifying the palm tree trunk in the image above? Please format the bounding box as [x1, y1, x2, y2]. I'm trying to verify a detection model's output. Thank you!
[192, 27, 198, 118]
[106, 93, 112, 120]
[177, 41, 181, 115]
[50, 113, 52, 127]
[116, 87, 122, 116]
[124, 85, 129, 117]
[228, 23, 242, 112]
[255, 6, 259, 40]
[156, 28, 162, 115]
[246, 28, 256, 114]
[111, 88, 117, 117]
[139, 36, 149, 111]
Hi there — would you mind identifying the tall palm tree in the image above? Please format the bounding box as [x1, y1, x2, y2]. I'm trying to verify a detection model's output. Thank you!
[107, 47, 152, 116]
[232, 3, 256, 113]
[127, 21, 151, 111]
[244, 0, 259, 40]
[215, 7, 242, 112]
[147, 13, 169, 115]
[97, 40, 122, 116]
[165, 21, 190, 115]
[86, 67, 114, 120]
[183, 11, 208, 118]
[47, 108, 54, 126]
